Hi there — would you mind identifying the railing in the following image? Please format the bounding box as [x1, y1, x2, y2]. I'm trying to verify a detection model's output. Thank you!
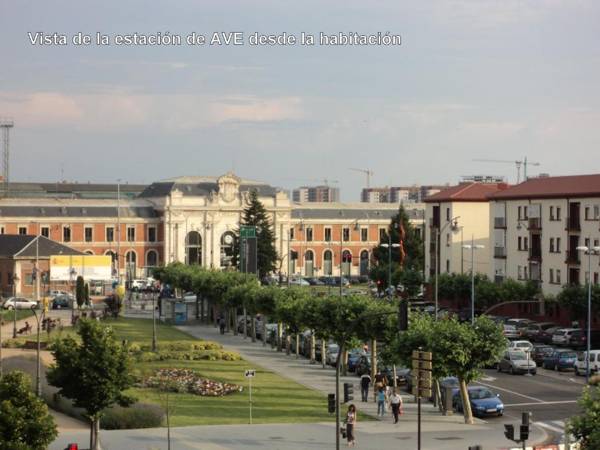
[567, 216, 581, 231]
[494, 246, 507, 258]
[529, 247, 542, 260]
[566, 250, 580, 265]
[494, 217, 506, 228]
[528, 218, 541, 230]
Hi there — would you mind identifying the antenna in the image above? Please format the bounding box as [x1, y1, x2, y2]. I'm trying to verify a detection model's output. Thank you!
[0, 118, 14, 193]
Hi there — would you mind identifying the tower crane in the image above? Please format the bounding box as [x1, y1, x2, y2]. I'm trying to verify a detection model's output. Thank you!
[472, 157, 540, 183]
[349, 168, 374, 188]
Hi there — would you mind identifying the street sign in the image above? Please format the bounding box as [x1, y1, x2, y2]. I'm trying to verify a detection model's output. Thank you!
[245, 369, 256, 378]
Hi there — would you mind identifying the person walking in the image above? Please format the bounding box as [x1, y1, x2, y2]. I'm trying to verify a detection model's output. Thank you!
[377, 387, 386, 417]
[373, 369, 387, 402]
[390, 389, 403, 424]
[346, 404, 357, 447]
[219, 315, 226, 335]
[360, 372, 371, 402]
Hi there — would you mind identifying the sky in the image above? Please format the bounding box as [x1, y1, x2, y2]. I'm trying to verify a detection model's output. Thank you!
[1, 0, 599, 201]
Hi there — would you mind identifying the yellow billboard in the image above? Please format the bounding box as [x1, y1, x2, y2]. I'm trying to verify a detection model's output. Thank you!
[50, 255, 112, 281]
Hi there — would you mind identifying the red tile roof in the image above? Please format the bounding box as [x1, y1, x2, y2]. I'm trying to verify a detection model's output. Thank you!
[488, 174, 600, 200]
[424, 183, 509, 203]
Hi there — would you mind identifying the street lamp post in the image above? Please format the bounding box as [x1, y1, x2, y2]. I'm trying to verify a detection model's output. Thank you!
[12, 274, 19, 338]
[434, 216, 460, 320]
[576, 242, 600, 384]
[462, 236, 485, 325]
[30, 304, 44, 397]
[381, 235, 400, 299]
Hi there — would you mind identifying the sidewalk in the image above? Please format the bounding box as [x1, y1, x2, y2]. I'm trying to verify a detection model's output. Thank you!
[178, 324, 473, 428]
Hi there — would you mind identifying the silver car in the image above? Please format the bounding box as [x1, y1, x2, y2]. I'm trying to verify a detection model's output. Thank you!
[2, 297, 38, 310]
[497, 350, 537, 375]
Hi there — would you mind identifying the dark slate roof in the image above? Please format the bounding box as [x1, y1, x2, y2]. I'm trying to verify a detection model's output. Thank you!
[292, 208, 424, 220]
[0, 206, 158, 218]
[2, 182, 146, 199]
[139, 181, 278, 198]
[0, 235, 83, 258]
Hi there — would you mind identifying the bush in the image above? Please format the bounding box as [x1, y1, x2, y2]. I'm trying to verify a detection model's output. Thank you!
[100, 402, 165, 430]
[138, 341, 222, 352]
[130, 341, 240, 362]
[2, 339, 24, 349]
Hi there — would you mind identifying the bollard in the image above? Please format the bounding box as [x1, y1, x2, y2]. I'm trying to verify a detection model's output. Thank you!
[444, 386, 454, 415]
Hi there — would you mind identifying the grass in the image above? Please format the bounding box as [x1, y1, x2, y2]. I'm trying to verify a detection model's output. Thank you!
[19, 317, 343, 426]
[0, 309, 34, 323]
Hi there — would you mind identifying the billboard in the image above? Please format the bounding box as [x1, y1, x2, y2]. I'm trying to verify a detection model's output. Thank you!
[50, 255, 112, 281]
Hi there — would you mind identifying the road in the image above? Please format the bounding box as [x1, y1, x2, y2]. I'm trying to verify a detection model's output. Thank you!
[473, 366, 584, 444]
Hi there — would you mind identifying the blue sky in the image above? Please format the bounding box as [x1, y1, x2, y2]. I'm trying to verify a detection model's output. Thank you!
[1, 0, 599, 200]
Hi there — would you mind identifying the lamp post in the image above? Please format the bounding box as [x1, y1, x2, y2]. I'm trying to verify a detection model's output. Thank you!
[12, 274, 19, 338]
[434, 216, 460, 320]
[576, 243, 600, 384]
[30, 304, 44, 397]
[381, 236, 400, 299]
[462, 236, 485, 325]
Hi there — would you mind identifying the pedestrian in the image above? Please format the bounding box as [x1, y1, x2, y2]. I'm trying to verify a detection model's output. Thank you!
[360, 372, 371, 402]
[390, 389, 403, 424]
[346, 404, 357, 447]
[373, 369, 387, 402]
[377, 387, 386, 417]
[219, 315, 226, 334]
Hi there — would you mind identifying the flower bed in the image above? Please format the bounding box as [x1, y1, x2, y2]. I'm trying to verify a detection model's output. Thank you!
[141, 368, 242, 397]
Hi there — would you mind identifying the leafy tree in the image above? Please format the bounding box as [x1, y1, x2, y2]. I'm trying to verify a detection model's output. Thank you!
[76, 275, 85, 309]
[233, 190, 278, 277]
[0, 370, 57, 450]
[568, 375, 600, 449]
[396, 268, 424, 297]
[84, 283, 90, 306]
[558, 284, 600, 321]
[47, 320, 135, 450]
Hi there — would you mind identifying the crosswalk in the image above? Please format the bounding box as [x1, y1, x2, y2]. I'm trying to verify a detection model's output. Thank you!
[536, 419, 567, 436]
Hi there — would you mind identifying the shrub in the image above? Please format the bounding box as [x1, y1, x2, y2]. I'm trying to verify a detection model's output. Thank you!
[2, 339, 24, 349]
[100, 402, 165, 430]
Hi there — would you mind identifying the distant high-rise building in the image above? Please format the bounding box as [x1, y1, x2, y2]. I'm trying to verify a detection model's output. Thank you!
[293, 185, 340, 203]
[361, 185, 449, 203]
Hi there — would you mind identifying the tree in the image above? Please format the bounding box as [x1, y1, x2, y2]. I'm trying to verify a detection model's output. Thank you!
[47, 320, 135, 450]
[234, 189, 278, 277]
[558, 284, 600, 321]
[84, 283, 90, 306]
[76, 275, 85, 309]
[0, 370, 57, 450]
[568, 375, 600, 449]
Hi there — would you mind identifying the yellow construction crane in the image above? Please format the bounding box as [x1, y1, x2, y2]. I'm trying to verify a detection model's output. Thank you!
[472, 157, 540, 183]
[349, 168, 374, 188]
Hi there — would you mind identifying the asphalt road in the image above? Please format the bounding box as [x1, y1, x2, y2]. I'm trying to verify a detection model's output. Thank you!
[473, 366, 585, 444]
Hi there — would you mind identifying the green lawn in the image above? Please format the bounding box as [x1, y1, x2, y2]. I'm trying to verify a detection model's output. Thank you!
[20, 317, 343, 426]
[0, 309, 34, 323]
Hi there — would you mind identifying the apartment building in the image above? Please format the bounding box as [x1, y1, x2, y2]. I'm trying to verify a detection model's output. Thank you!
[424, 182, 509, 279]
[292, 185, 340, 203]
[488, 174, 600, 296]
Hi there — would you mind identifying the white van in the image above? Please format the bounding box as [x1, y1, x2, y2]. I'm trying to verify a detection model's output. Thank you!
[575, 350, 600, 376]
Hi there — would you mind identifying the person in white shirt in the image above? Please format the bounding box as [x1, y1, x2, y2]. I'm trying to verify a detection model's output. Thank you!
[389, 389, 403, 424]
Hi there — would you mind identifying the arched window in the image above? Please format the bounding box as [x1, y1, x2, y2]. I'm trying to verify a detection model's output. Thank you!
[185, 231, 202, 265]
[304, 250, 314, 277]
[341, 250, 352, 277]
[125, 250, 137, 280]
[360, 250, 370, 277]
[84, 250, 94, 255]
[105, 250, 118, 277]
[146, 250, 158, 267]
[220, 231, 236, 268]
[323, 250, 333, 276]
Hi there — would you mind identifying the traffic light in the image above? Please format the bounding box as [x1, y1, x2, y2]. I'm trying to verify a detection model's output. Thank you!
[328, 393, 336, 413]
[504, 424, 515, 441]
[343, 383, 354, 403]
[398, 300, 408, 331]
[520, 412, 531, 441]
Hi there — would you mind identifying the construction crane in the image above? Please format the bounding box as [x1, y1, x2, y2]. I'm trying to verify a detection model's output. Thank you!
[349, 168, 374, 188]
[0, 118, 14, 193]
[472, 157, 540, 184]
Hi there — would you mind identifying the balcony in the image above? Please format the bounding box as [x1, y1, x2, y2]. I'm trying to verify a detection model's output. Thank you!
[429, 217, 440, 229]
[528, 218, 541, 230]
[566, 250, 580, 265]
[566, 216, 581, 232]
[529, 247, 542, 261]
[494, 246, 507, 258]
[494, 217, 506, 228]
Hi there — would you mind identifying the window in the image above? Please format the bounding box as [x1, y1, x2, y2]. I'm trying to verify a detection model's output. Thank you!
[524, 265, 528, 280]
[518, 206, 522, 220]
[518, 236, 522, 250]
[550, 238, 555, 253]
[595, 205, 600, 220]
[594, 272, 599, 285]
[106, 227, 114, 242]
[518, 266, 523, 280]
[595, 239, 600, 248]
[556, 207, 561, 221]
[446, 233, 450, 247]
[127, 226, 135, 242]
[40, 226, 49, 238]
[360, 228, 368, 242]
[7, 272, 12, 285]
[556, 269, 561, 284]
[446, 259, 450, 273]
[18, 226, 27, 235]
[148, 226, 156, 242]
[324, 227, 332, 242]
[550, 206, 554, 220]
[0, 226, 4, 234]
[585, 238, 590, 248]
[585, 207, 590, 220]
[63, 226, 71, 242]
[289, 227, 294, 240]
[549, 268, 554, 284]
[379, 228, 386, 243]
[556, 237, 561, 253]
[84, 227, 93, 242]
[25, 273, 33, 286]
[343, 227, 350, 242]
[305, 227, 313, 242]
[524, 237, 529, 250]
[446, 207, 450, 221]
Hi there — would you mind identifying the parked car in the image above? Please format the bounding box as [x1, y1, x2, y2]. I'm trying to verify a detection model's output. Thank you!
[537, 326, 562, 344]
[575, 350, 600, 376]
[497, 350, 537, 375]
[325, 343, 340, 366]
[46, 289, 72, 298]
[289, 277, 310, 287]
[453, 386, 504, 417]
[523, 322, 557, 342]
[531, 344, 555, 365]
[128, 279, 148, 291]
[304, 277, 325, 286]
[507, 340, 534, 353]
[552, 328, 580, 346]
[348, 349, 367, 372]
[542, 349, 578, 371]
[2, 297, 38, 310]
[505, 319, 534, 337]
[567, 329, 600, 349]
[51, 294, 72, 309]
[324, 277, 350, 287]
[503, 324, 520, 340]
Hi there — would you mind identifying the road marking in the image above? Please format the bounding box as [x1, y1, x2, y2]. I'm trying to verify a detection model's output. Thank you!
[474, 381, 544, 403]
[481, 375, 497, 381]
[536, 420, 565, 434]
[504, 400, 578, 407]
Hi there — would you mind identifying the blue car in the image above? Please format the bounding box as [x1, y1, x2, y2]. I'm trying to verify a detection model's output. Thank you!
[542, 350, 577, 371]
[347, 350, 367, 372]
[453, 386, 504, 417]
